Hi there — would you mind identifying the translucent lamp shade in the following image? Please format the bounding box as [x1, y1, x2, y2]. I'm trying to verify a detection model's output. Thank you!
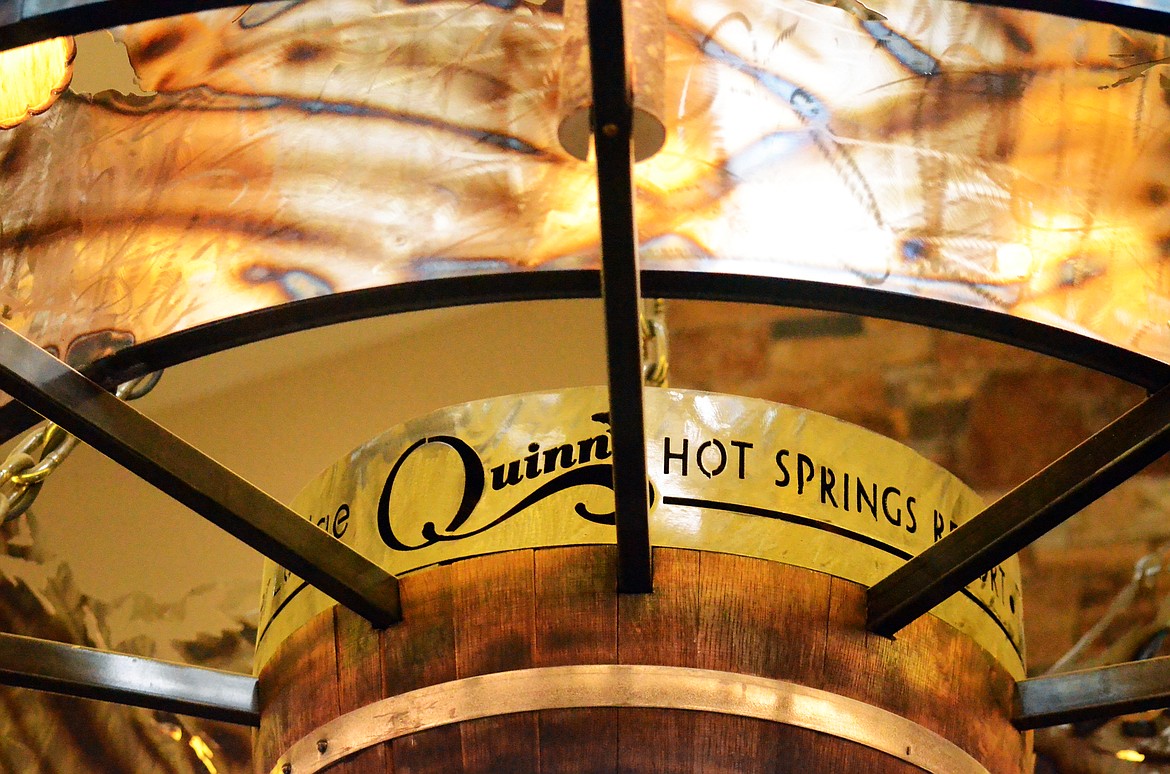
[3, 0, 1170, 371]
[0, 37, 75, 130]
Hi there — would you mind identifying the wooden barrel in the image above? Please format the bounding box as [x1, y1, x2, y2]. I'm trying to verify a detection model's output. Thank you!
[254, 546, 1031, 773]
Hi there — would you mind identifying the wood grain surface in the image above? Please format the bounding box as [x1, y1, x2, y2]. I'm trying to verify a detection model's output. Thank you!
[254, 547, 1030, 773]
[254, 610, 338, 774]
[331, 605, 388, 773]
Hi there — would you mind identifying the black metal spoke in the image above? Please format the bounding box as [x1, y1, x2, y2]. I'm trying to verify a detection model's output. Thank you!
[0, 632, 259, 726]
[1, 0, 249, 50]
[868, 384, 1170, 637]
[1015, 657, 1170, 729]
[0, 323, 401, 627]
[587, 0, 652, 593]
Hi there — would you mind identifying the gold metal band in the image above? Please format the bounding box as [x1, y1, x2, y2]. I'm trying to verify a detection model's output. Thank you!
[259, 388, 1023, 678]
[270, 664, 990, 774]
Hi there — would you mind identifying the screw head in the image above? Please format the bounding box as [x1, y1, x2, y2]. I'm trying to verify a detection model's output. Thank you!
[601, 123, 619, 138]
[282, 764, 292, 774]
[317, 739, 329, 754]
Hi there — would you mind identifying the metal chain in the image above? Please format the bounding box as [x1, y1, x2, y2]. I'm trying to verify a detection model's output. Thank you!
[641, 299, 669, 387]
[1045, 550, 1166, 674]
[0, 371, 163, 525]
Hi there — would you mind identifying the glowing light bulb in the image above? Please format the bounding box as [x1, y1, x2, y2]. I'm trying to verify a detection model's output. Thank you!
[0, 37, 75, 130]
[1116, 749, 1146, 763]
[995, 243, 1034, 280]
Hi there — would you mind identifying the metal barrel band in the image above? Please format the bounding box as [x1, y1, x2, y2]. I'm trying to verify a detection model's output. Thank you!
[270, 664, 990, 774]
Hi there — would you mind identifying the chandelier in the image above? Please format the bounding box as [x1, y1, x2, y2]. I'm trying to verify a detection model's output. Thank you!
[4, 0, 1170, 771]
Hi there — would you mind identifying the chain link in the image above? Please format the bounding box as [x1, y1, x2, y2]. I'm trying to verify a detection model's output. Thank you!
[1046, 547, 1169, 674]
[0, 453, 39, 525]
[10, 424, 80, 486]
[0, 371, 162, 524]
[641, 299, 669, 387]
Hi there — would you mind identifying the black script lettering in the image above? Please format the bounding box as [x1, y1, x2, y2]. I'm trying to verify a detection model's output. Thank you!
[332, 504, 349, 539]
[774, 449, 791, 487]
[730, 440, 753, 479]
[577, 433, 611, 463]
[796, 453, 814, 495]
[271, 567, 287, 599]
[379, 435, 486, 550]
[491, 459, 523, 490]
[378, 435, 619, 552]
[314, 503, 350, 539]
[978, 568, 1006, 603]
[384, 463, 618, 550]
[857, 478, 878, 520]
[664, 437, 688, 475]
[524, 443, 541, 479]
[271, 565, 294, 600]
[905, 496, 917, 534]
[882, 486, 902, 527]
[697, 439, 728, 478]
[543, 444, 576, 474]
[933, 509, 944, 541]
[820, 466, 838, 508]
[843, 472, 850, 511]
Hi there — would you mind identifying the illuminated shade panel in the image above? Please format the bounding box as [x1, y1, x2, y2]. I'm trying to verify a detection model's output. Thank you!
[4, 0, 1170, 364]
[0, 37, 75, 129]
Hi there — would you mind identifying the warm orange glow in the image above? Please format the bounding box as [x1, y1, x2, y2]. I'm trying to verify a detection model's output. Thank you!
[188, 735, 218, 774]
[0, 37, 75, 130]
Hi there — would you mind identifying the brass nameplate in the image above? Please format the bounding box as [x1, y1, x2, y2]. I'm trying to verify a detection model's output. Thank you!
[256, 387, 1022, 676]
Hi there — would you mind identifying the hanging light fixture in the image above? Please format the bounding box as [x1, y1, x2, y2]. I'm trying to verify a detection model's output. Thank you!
[4, 1, 1170, 772]
[557, 0, 666, 161]
[0, 37, 74, 129]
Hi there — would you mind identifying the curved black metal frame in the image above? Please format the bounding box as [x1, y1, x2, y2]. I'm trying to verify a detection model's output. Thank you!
[2, 0, 1170, 748]
[0, 269, 1163, 439]
[95, 271, 1170, 390]
[3, 0, 1170, 50]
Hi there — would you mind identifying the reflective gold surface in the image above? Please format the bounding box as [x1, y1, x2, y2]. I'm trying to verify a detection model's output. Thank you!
[4, 0, 1170, 362]
[257, 387, 1023, 677]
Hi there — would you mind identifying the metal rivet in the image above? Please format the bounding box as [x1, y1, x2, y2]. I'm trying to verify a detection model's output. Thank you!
[317, 739, 329, 754]
[602, 123, 618, 138]
[282, 764, 292, 774]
